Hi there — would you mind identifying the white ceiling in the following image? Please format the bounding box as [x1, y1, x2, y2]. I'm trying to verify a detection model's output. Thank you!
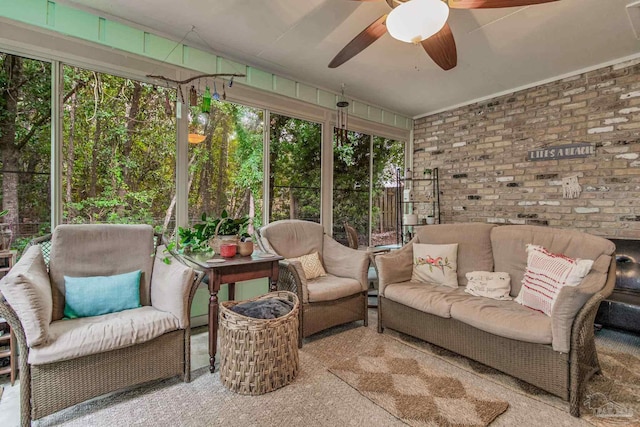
[60, 0, 640, 118]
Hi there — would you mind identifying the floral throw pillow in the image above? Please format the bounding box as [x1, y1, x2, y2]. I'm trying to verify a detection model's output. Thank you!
[411, 243, 458, 288]
[515, 244, 593, 316]
[287, 251, 326, 280]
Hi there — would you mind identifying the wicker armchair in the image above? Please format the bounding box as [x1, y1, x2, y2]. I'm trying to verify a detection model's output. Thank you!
[256, 220, 370, 346]
[0, 224, 203, 426]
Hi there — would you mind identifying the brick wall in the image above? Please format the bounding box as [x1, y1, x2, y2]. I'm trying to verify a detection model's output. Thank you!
[412, 59, 640, 238]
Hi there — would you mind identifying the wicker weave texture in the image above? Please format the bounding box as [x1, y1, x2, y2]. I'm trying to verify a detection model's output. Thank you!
[219, 291, 300, 395]
[379, 297, 570, 399]
[303, 291, 368, 338]
[31, 330, 185, 419]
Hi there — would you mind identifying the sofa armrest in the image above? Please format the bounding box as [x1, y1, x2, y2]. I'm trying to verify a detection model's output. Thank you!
[375, 239, 415, 297]
[550, 254, 614, 353]
[150, 245, 197, 329]
[322, 235, 369, 291]
[278, 260, 308, 303]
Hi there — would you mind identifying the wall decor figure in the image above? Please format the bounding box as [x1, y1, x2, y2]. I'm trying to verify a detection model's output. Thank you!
[562, 175, 582, 199]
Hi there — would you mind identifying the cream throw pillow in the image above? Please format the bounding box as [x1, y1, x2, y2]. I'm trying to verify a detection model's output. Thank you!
[287, 252, 326, 280]
[515, 244, 593, 316]
[465, 271, 512, 300]
[411, 243, 458, 288]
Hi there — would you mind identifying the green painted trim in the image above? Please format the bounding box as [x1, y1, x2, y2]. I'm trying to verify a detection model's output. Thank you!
[0, 0, 412, 130]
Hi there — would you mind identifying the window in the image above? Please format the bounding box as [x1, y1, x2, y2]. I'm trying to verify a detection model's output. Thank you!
[61, 66, 176, 233]
[372, 136, 404, 246]
[333, 132, 404, 247]
[188, 101, 264, 226]
[333, 131, 371, 246]
[269, 114, 321, 223]
[0, 52, 51, 250]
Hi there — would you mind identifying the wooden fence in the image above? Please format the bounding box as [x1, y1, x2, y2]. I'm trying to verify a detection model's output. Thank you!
[373, 187, 397, 232]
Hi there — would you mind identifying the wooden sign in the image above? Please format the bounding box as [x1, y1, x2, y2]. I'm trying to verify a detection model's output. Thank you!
[527, 143, 595, 161]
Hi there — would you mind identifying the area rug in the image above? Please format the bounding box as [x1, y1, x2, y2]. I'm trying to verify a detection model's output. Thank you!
[376, 318, 640, 427]
[330, 343, 509, 427]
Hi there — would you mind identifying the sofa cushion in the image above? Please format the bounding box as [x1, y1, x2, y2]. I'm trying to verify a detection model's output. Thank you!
[412, 243, 459, 288]
[49, 224, 155, 321]
[464, 271, 512, 301]
[287, 251, 326, 280]
[416, 223, 496, 286]
[450, 297, 552, 344]
[63, 270, 142, 319]
[0, 246, 52, 347]
[28, 306, 180, 365]
[515, 245, 593, 316]
[307, 274, 362, 302]
[384, 281, 470, 318]
[491, 225, 615, 297]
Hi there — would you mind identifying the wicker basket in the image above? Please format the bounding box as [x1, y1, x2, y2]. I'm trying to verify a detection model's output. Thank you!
[208, 218, 239, 253]
[219, 291, 300, 395]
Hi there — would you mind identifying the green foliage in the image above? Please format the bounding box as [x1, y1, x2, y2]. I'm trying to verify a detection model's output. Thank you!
[269, 114, 322, 222]
[179, 210, 249, 253]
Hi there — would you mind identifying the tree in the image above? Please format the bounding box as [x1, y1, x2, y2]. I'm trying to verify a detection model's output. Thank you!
[0, 53, 52, 237]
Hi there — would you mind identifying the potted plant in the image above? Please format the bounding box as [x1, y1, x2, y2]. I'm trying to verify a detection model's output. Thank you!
[423, 168, 433, 179]
[0, 210, 12, 252]
[237, 222, 254, 257]
[178, 210, 249, 253]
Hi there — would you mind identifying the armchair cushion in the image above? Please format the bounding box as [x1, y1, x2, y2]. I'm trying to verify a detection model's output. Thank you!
[259, 220, 324, 259]
[28, 306, 180, 365]
[49, 224, 155, 321]
[322, 235, 369, 290]
[150, 246, 195, 329]
[63, 270, 142, 319]
[0, 245, 52, 347]
[307, 275, 363, 302]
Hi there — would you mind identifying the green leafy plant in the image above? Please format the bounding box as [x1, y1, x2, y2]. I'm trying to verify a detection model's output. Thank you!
[178, 210, 250, 253]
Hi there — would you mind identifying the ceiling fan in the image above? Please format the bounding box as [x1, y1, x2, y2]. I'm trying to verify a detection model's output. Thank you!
[329, 0, 558, 71]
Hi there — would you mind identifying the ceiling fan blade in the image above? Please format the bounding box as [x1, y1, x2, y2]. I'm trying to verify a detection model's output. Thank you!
[448, 0, 558, 8]
[420, 22, 457, 70]
[329, 14, 388, 68]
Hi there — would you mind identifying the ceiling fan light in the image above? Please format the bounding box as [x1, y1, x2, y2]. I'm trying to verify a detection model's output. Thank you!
[386, 0, 450, 44]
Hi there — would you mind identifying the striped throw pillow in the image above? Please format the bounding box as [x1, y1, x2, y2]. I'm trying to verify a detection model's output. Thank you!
[515, 244, 593, 316]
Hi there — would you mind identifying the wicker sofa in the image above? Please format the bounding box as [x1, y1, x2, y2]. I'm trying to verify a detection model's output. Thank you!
[0, 224, 201, 426]
[375, 223, 616, 417]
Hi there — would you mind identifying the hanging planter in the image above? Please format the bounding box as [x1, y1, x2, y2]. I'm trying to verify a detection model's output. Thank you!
[188, 86, 212, 144]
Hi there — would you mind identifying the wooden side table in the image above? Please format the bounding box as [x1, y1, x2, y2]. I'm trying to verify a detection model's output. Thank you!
[0, 250, 18, 385]
[182, 252, 284, 373]
[0, 250, 17, 280]
[0, 322, 16, 385]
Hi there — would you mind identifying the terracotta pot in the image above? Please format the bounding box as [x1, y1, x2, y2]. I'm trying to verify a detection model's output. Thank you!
[238, 241, 254, 257]
[220, 243, 237, 258]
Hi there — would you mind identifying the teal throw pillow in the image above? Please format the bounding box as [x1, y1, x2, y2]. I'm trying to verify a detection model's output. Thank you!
[63, 270, 142, 319]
